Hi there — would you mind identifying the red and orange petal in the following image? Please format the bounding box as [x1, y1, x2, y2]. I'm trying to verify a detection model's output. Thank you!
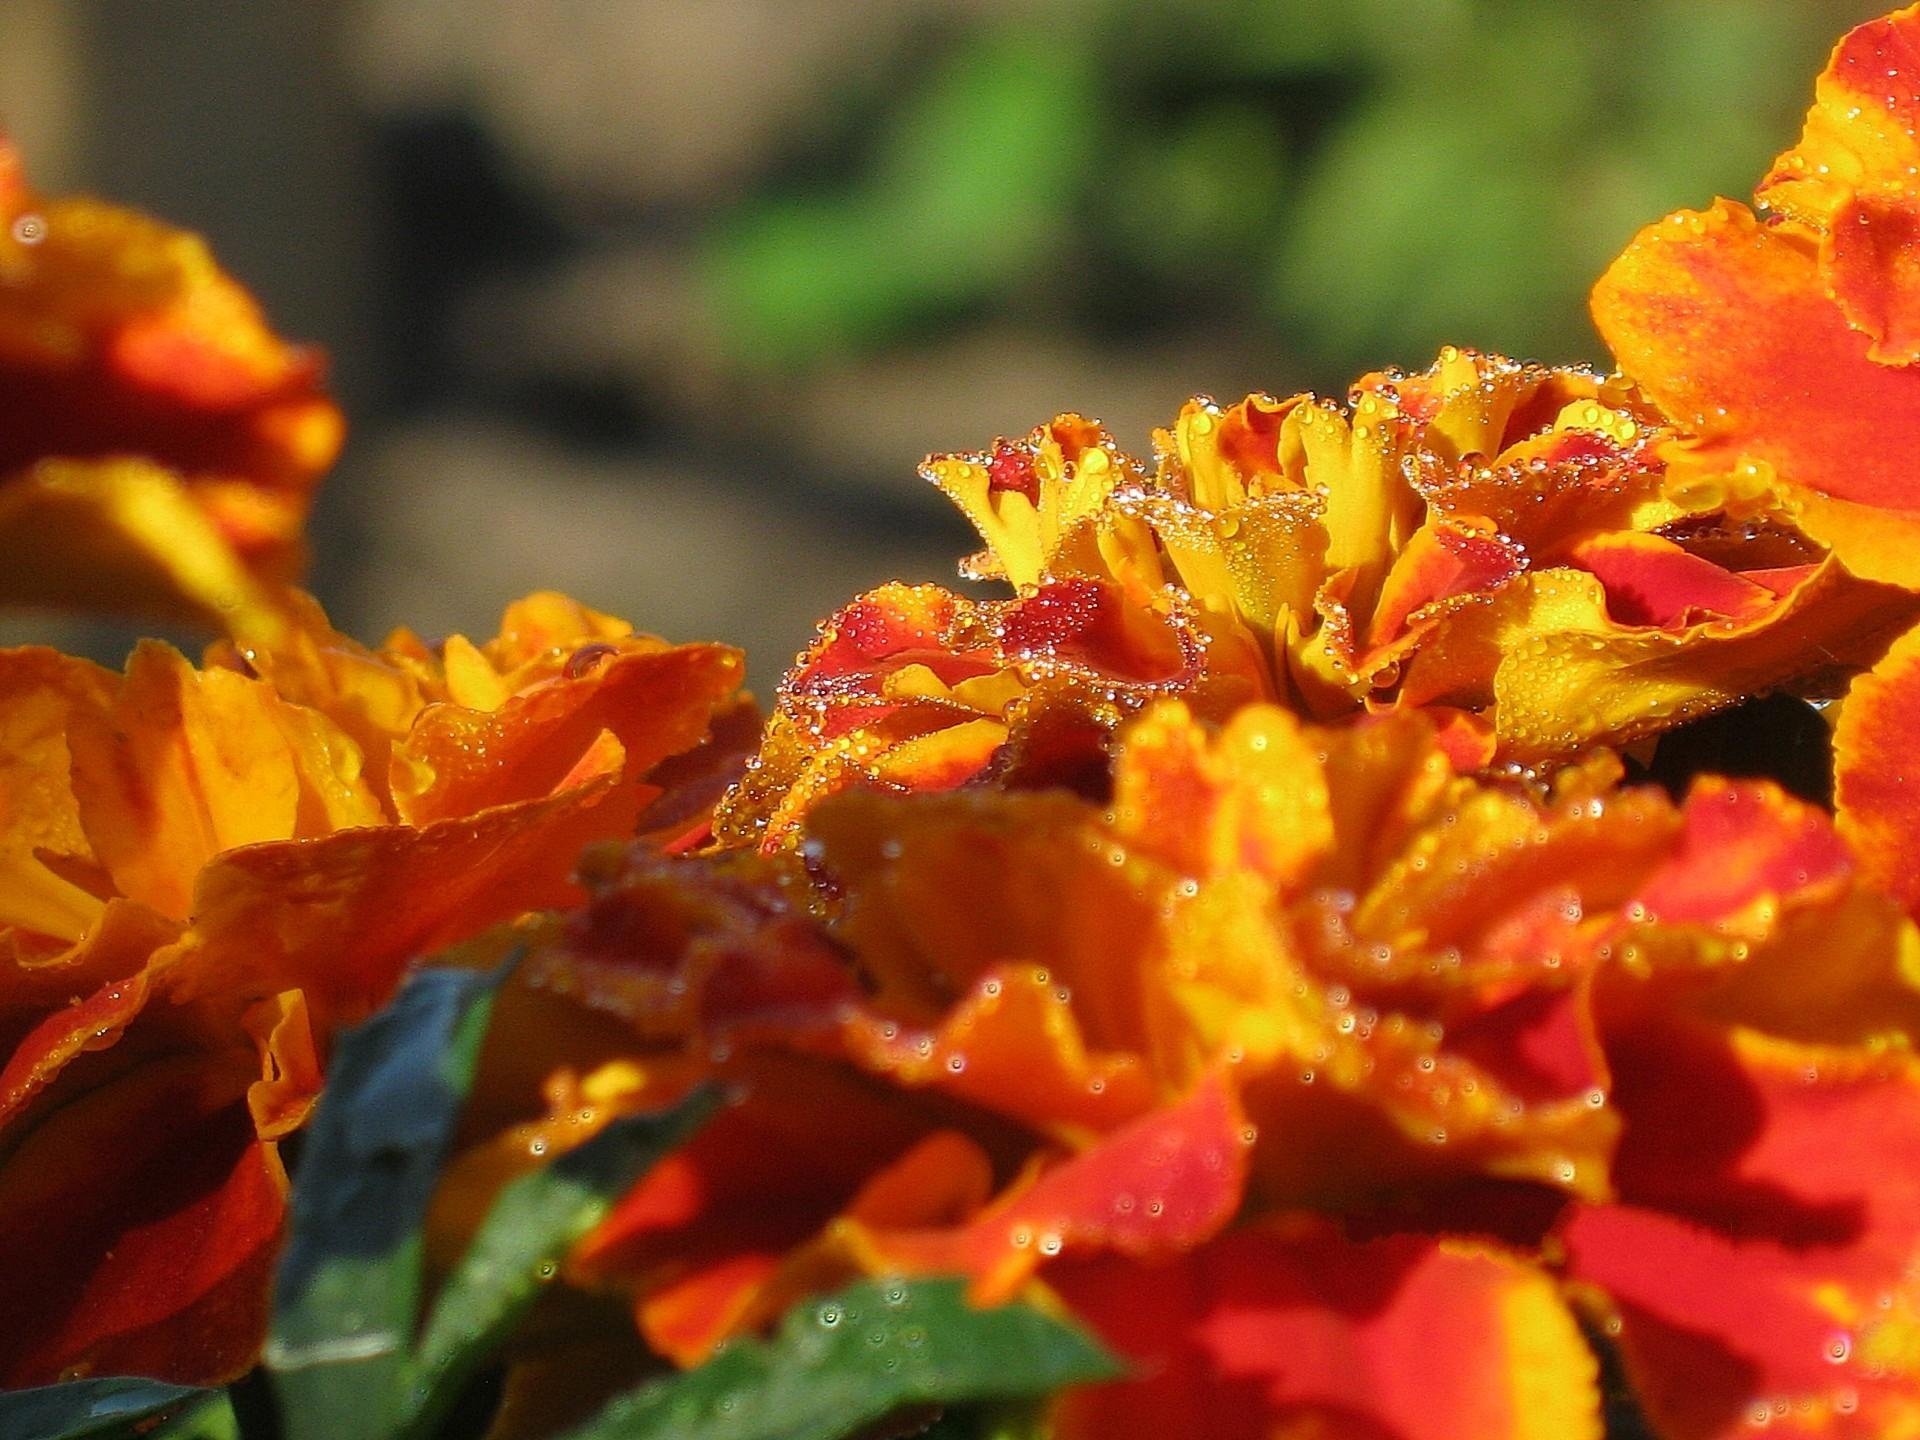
[922, 415, 1136, 590]
[0, 143, 341, 629]
[857, 1074, 1251, 1306]
[1759, 5, 1920, 362]
[1592, 199, 1920, 586]
[0, 142, 341, 489]
[715, 577, 1241, 851]
[1362, 518, 1525, 650]
[0, 1051, 284, 1387]
[569, 1055, 1019, 1364]
[1567, 532, 1781, 629]
[1836, 619, 1920, 916]
[836, 965, 1158, 1141]
[1632, 777, 1854, 934]
[1046, 1222, 1599, 1440]
[1561, 1015, 1920, 1439]
[1761, 6, 1920, 229]
[524, 842, 1154, 1139]
[803, 786, 1177, 1052]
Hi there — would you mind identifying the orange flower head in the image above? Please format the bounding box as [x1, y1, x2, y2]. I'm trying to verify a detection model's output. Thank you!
[0, 592, 745, 1386]
[719, 350, 1912, 849]
[0, 139, 343, 633]
[457, 698, 1920, 1438]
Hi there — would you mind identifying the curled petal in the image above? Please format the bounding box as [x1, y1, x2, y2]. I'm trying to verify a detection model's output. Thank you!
[483, 590, 637, 676]
[1823, 190, 1920, 365]
[866, 1074, 1250, 1304]
[1568, 532, 1778, 629]
[167, 766, 647, 1026]
[806, 787, 1174, 1052]
[1761, 7, 1920, 233]
[840, 966, 1156, 1141]
[924, 415, 1134, 589]
[242, 990, 321, 1140]
[0, 900, 180, 1128]
[390, 640, 744, 825]
[1485, 562, 1913, 761]
[1633, 778, 1854, 932]
[1592, 199, 1920, 585]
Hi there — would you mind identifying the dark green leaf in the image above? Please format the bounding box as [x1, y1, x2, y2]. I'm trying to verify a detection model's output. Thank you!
[266, 960, 515, 1440]
[912, 1401, 1050, 1440]
[0, 1378, 214, 1440]
[407, 1085, 724, 1434]
[556, 1277, 1122, 1440]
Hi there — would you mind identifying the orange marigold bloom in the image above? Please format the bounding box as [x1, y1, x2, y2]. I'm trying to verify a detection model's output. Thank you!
[0, 592, 744, 1385]
[448, 700, 1920, 1439]
[1593, 3, 1920, 592]
[719, 354, 1911, 848]
[0, 140, 342, 633]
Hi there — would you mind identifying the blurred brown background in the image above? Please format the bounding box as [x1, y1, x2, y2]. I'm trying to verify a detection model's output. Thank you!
[0, 0, 1883, 689]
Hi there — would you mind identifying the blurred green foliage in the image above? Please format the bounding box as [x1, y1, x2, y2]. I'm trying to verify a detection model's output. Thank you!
[704, 0, 1874, 380]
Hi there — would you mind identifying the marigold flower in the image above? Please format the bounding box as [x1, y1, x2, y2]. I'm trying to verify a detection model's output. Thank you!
[0, 140, 342, 633]
[719, 352, 1912, 848]
[0, 592, 744, 1386]
[1593, 3, 1920, 592]
[448, 699, 1920, 1437]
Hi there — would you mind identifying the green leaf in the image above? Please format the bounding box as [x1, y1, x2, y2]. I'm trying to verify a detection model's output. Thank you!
[407, 1084, 725, 1435]
[704, 17, 1100, 366]
[555, 1277, 1122, 1440]
[149, 1392, 242, 1440]
[0, 1378, 215, 1440]
[265, 960, 515, 1440]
